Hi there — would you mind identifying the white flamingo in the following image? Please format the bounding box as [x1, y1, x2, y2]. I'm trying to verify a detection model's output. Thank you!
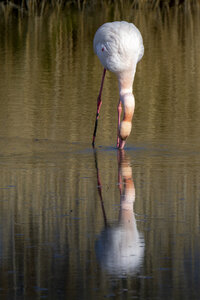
[92, 21, 144, 149]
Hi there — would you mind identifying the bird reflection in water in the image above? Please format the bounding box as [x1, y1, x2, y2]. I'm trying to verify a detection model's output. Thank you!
[94, 150, 144, 276]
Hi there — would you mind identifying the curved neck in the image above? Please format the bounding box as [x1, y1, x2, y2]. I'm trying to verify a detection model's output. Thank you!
[117, 68, 136, 148]
[117, 68, 136, 96]
[121, 93, 135, 122]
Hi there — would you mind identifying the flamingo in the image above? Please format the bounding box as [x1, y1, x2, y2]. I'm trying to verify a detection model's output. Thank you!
[92, 21, 144, 149]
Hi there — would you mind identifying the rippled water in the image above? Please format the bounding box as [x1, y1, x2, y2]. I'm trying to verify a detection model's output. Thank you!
[0, 4, 200, 299]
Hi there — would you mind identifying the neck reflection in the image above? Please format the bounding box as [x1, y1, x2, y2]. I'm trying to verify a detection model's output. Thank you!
[94, 150, 144, 276]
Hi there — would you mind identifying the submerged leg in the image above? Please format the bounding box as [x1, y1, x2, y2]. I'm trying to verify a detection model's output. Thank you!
[92, 68, 106, 147]
[117, 99, 122, 148]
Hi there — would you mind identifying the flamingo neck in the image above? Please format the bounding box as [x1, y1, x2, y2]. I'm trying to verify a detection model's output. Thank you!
[117, 69, 135, 96]
[117, 70, 136, 146]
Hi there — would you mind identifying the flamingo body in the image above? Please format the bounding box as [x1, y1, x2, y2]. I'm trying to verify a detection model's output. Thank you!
[92, 21, 144, 149]
[93, 21, 144, 74]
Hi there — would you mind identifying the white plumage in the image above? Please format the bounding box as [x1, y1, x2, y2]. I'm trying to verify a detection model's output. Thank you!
[93, 21, 144, 73]
[92, 21, 144, 149]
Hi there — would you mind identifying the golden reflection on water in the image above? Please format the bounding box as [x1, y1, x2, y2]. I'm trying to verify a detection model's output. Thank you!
[0, 4, 200, 299]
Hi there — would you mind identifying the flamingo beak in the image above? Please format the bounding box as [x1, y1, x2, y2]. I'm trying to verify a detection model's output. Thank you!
[119, 139, 126, 150]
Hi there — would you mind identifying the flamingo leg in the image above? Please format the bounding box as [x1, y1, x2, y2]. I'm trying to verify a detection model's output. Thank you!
[117, 99, 122, 148]
[92, 68, 106, 147]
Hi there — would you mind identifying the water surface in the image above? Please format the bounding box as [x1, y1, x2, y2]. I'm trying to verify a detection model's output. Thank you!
[0, 5, 200, 299]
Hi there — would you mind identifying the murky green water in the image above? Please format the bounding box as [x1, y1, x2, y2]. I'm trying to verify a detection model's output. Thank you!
[0, 4, 200, 299]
